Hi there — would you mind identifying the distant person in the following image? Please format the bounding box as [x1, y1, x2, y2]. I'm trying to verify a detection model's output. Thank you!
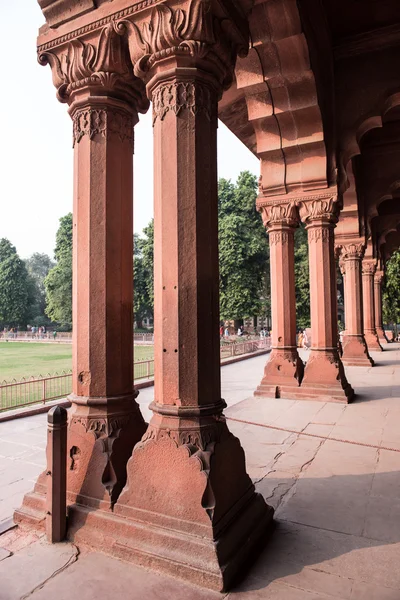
[224, 327, 229, 337]
[237, 327, 242, 337]
[302, 330, 309, 349]
[219, 325, 224, 338]
[53, 330, 57, 340]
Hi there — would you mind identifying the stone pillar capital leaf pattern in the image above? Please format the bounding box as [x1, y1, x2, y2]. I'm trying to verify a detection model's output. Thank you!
[258, 202, 299, 230]
[362, 261, 377, 276]
[38, 23, 148, 112]
[299, 195, 339, 225]
[340, 242, 365, 261]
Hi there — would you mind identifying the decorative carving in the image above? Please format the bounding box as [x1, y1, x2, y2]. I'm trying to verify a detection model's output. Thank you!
[37, 0, 163, 54]
[38, 24, 147, 109]
[374, 272, 384, 285]
[268, 231, 291, 245]
[339, 259, 346, 276]
[341, 243, 365, 260]
[299, 196, 338, 224]
[71, 414, 132, 438]
[362, 261, 377, 276]
[118, 0, 214, 77]
[307, 226, 331, 243]
[152, 81, 214, 124]
[141, 422, 220, 451]
[259, 202, 298, 229]
[72, 107, 134, 147]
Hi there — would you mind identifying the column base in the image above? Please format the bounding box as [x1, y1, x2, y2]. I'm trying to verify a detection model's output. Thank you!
[254, 348, 304, 398]
[341, 334, 374, 367]
[376, 327, 389, 344]
[66, 412, 273, 592]
[365, 330, 383, 352]
[289, 349, 354, 403]
[14, 393, 147, 528]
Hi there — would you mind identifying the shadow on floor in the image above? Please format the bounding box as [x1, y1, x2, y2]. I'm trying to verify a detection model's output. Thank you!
[232, 470, 400, 595]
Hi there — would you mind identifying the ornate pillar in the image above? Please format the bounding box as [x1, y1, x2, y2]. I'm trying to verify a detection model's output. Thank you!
[298, 196, 354, 403]
[362, 260, 383, 351]
[255, 202, 304, 398]
[15, 25, 148, 526]
[83, 1, 274, 591]
[374, 271, 388, 343]
[339, 244, 373, 366]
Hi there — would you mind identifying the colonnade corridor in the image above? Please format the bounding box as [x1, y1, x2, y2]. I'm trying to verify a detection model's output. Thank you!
[2, 345, 400, 598]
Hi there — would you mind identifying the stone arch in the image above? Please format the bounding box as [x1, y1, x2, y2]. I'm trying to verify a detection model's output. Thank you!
[232, 0, 329, 196]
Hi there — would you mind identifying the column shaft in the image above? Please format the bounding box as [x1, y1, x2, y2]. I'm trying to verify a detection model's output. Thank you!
[114, 68, 273, 590]
[255, 216, 303, 397]
[299, 209, 353, 403]
[340, 246, 373, 366]
[362, 261, 383, 351]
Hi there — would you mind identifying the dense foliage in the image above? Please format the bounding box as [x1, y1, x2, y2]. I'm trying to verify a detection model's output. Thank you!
[0, 239, 32, 328]
[25, 253, 55, 326]
[134, 220, 154, 329]
[218, 172, 269, 321]
[44, 213, 73, 328]
[294, 225, 310, 329]
[383, 249, 400, 336]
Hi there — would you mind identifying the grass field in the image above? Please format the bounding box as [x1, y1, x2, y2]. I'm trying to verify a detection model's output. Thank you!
[0, 342, 154, 383]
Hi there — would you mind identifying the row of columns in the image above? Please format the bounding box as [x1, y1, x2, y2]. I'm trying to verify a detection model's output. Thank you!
[255, 198, 387, 404]
[17, 13, 274, 591]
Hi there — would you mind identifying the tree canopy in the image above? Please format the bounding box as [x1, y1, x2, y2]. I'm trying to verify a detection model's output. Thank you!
[218, 172, 269, 321]
[383, 249, 400, 335]
[134, 221, 154, 329]
[0, 239, 32, 328]
[25, 253, 55, 325]
[44, 213, 73, 327]
[294, 224, 310, 329]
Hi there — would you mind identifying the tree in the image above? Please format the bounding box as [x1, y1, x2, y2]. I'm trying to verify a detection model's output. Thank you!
[383, 249, 400, 337]
[294, 224, 310, 329]
[0, 239, 31, 327]
[25, 253, 55, 324]
[44, 214, 73, 327]
[218, 172, 269, 323]
[134, 231, 153, 330]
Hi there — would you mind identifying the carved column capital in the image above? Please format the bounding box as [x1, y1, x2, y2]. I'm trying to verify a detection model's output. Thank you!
[362, 260, 377, 276]
[257, 201, 299, 231]
[299, 194, 339, 227]
[38, 23, 149, 114]
[374, 271, 384, 285]
[116, 0, 249, 94]
[340, 243, 365, 261]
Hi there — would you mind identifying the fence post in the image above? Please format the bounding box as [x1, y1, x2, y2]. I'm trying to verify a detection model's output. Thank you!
[46, 406, 68, 543]
[43, 378, 46, 404]
[147, 361, 150, 378]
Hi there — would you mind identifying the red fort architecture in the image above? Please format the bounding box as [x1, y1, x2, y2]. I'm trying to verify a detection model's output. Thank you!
[15, 0, 400, 592]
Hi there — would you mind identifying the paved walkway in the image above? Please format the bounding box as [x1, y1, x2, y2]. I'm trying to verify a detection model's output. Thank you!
[1, 345, 400, 598]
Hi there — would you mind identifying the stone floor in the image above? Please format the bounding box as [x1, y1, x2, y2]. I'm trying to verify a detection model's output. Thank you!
[1, 345, 400, 599]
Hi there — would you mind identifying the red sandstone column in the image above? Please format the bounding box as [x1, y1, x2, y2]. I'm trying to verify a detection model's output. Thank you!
[339, 244, 373, 366]
[299, 197, 354, 403]
[374, 271, 388, 343]
[362, 260, 383, 351]
[112, 6, 273, 590]
[15, 26, 148, 526]
[255, 203, 303, 397]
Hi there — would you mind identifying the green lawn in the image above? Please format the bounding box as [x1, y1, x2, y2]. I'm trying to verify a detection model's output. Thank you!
[0, 342, 154, 383]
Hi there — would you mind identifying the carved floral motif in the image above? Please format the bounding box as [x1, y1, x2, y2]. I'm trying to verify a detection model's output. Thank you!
[374, 272, 384, 284]
[141, 422, 220, 451]
[269, 231, 292, 245]
[340, 243, 365, 260]
[307, 226, 331, 243]
[72, 107, 134, 147]
[38, 24, 147, 109]
[259, 202, 298, 229]
[299, 195, 338, 224]
[362, 261, 377, 275]
[152, 81, 214, 124]
[71, 414, 132, 438]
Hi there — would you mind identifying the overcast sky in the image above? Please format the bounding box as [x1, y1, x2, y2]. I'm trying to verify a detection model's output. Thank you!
[0, 1, 259, 260]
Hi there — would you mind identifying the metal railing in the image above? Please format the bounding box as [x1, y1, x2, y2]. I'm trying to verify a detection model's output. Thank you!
[0, 372, 73, 412]
[0, 339, 269, 413]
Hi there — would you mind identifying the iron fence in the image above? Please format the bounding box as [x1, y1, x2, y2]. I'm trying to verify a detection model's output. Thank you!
[0, 339, 269, 413]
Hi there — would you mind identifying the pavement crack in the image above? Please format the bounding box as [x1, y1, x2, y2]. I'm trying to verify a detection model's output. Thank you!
[20, 544, 79, 599]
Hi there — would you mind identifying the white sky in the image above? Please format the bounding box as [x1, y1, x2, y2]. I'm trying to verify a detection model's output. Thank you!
[0, 1, 259, 260]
